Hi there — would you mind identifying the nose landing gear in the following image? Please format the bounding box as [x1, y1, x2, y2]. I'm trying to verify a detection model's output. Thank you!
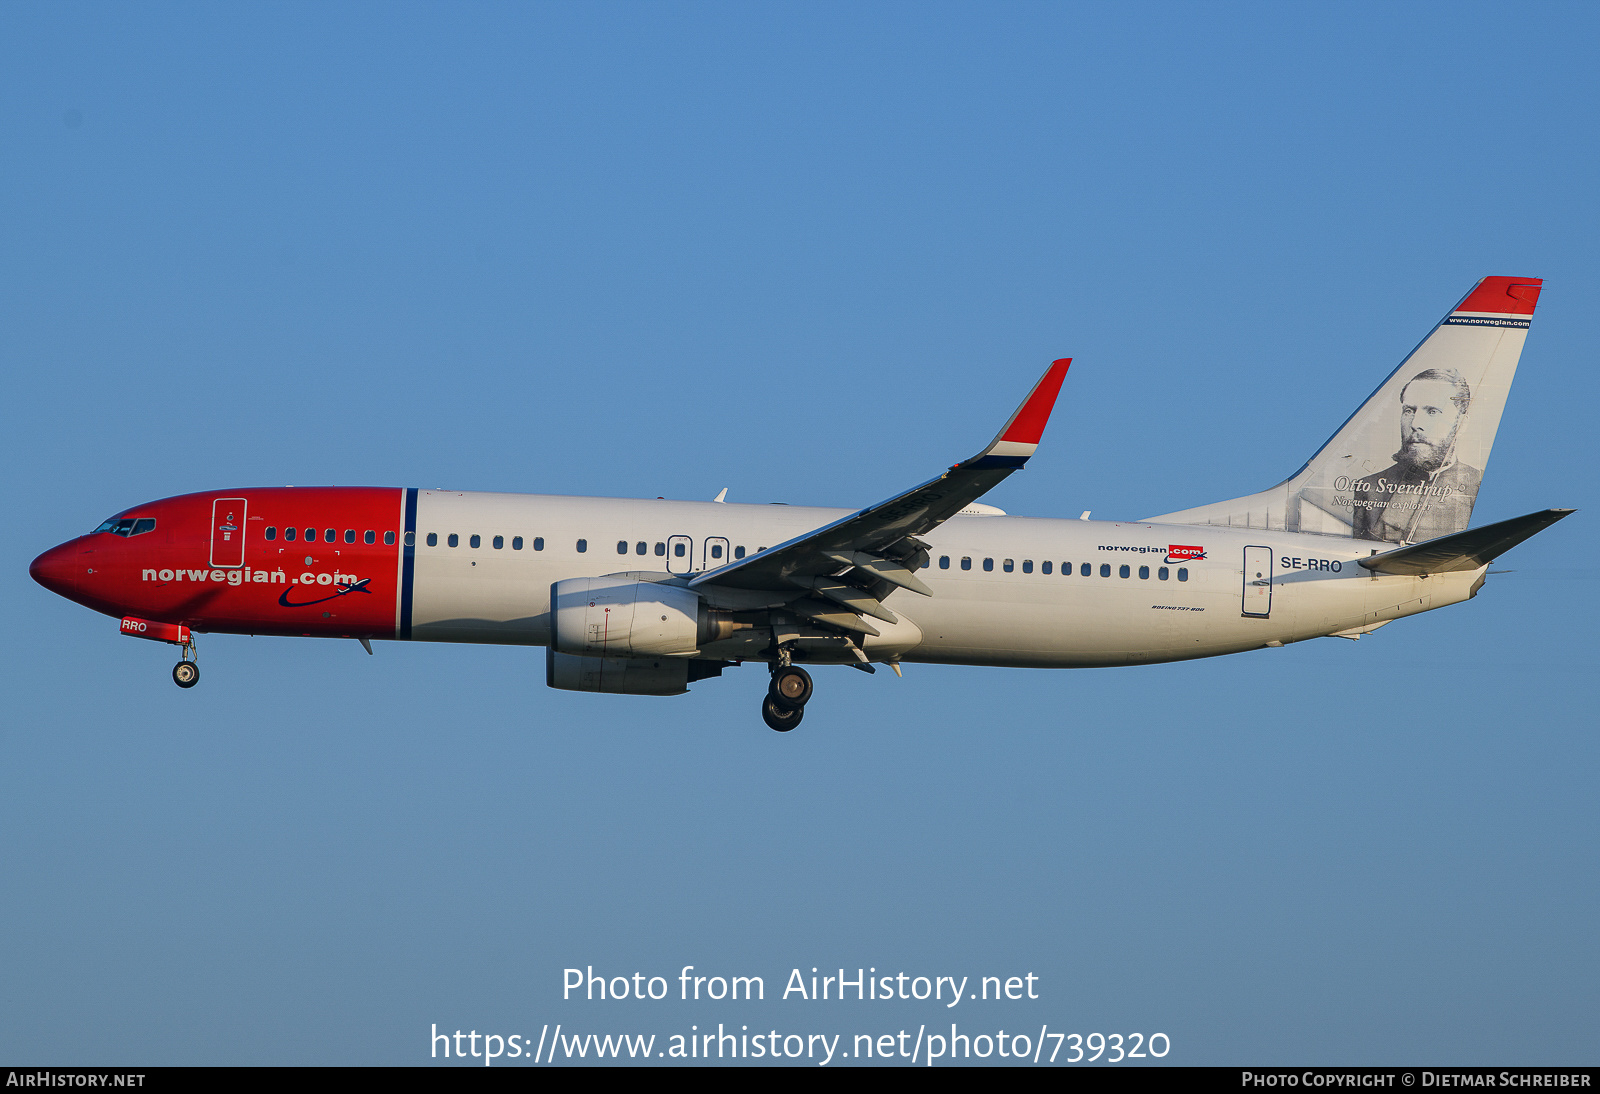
[762, 661, 813, 732]
[172, 637, 199, 689]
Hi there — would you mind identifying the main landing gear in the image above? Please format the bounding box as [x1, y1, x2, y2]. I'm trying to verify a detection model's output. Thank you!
[172, 638, 199, 689]
[762, 662, 813, 732]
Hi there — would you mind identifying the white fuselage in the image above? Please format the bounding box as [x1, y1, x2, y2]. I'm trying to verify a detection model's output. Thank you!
[407, 490, 1481, 667]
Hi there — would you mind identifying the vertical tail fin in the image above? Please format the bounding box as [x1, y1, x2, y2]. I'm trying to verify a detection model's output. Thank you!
[1146, 276, 1543, 544]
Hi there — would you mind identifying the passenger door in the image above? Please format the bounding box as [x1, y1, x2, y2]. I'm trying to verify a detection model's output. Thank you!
[210, 498, 248, 569]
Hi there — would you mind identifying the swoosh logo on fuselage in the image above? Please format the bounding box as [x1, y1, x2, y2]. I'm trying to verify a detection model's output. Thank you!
[278, 578, 373, 608]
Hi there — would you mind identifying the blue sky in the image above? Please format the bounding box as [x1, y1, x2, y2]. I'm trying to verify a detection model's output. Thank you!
[3, 2, 1596, 1065]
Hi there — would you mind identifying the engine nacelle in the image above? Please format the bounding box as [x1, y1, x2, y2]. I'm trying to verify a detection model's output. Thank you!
[546, 648, 690, 695]
[545, 648, 727, 696]
[551, 576, 738, 658]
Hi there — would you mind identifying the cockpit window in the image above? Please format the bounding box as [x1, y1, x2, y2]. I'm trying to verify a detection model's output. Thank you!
[92, 517, 156, 537]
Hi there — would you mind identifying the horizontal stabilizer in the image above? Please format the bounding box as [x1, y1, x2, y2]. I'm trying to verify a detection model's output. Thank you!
[1359, 508, 1574, 576]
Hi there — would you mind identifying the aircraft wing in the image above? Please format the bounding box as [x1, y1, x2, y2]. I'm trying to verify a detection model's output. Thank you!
[688, 359, 1071, 625]
[1359, 508, 1575, 576]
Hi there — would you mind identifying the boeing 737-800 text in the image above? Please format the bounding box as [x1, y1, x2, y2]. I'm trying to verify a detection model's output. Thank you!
[30, 276, 1571, 730]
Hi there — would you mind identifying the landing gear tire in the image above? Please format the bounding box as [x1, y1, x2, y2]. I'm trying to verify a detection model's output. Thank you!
[172, 661, 200, 689]
[769, 665, 813, 710]
[762, 694, 803, 732]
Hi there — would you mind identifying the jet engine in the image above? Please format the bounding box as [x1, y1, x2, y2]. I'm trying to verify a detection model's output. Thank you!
[550, 576, 743, 659]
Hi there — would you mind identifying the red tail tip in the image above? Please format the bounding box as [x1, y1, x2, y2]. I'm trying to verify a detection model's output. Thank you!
[1455, 276, 1542, 316]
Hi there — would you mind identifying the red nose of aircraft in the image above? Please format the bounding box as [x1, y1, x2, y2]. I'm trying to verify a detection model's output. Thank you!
[30, 541, 81, 598]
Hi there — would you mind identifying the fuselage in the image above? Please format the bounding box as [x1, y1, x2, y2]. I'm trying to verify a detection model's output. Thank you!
[30, 486, 1483, 669]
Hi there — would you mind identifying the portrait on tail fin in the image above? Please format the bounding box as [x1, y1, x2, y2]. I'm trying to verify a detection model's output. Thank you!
[1141, 276, 1538, 542]
[1349, 367, 1482, 543]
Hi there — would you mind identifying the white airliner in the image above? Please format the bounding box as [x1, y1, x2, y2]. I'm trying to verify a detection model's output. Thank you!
[30, 276, 1570, 730]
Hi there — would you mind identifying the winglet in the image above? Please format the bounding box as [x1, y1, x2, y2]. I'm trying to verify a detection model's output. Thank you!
[959, 358, 1071, 470]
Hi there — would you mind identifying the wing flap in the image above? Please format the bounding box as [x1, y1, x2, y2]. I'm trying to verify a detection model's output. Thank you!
[823, 551, 935, 596]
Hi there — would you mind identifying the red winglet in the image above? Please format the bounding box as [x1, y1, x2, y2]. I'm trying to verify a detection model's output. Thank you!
[1454, 276, 1543, 316]
[999, 358, 1072, 445]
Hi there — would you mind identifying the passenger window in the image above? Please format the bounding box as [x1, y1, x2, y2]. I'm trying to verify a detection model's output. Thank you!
[1003, 559, 1014, 572]
[448, 534, 459, 547]
[983, 558, 994, 572]
[939, 556, 950, 569]
[674, 542, 686, 557]
[283, 527, 296, 541]
[512, 536, 523, 550]
[1100, 564, 1111, 577]
[1119, 565, 1130, 578]
[636, 542, 647, 555]
[533, 537, 544, 551]
[265, 526, 277, 541]
[961, 557, 972, 570]
[710, 544, 723, 559]
[1158, 566, 1168, 580]
[1041, 561, 1052, 574]
[734, 546, 746, 559]
[617, 540, 628, 555]
[345, 529, 356, 544]
[1080, 563, 1090, 576]
[427, 533, 438, 547]
[576, 539, 587, 553]
[493, 536, 504, 549]
[325, 529, 335, 543]
[1178, 568, 1188, 582]
[1139, 565, 1149, 579]
[1022, 560, 1033, 573]
[305, 528, 317, 542]
[469, 534, 480, 548]
[655, 542, 666, 556]
[365, 530, 375, 544]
